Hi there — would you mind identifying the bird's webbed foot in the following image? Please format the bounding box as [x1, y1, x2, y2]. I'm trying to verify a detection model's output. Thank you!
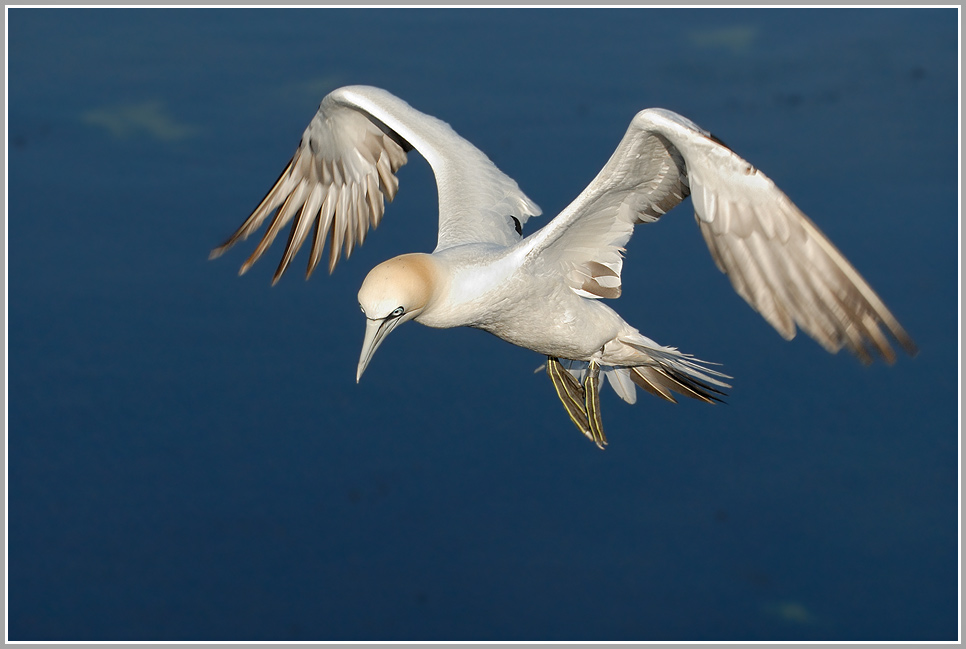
[583, 360, 607, 449]
[546, 356, 607, 449]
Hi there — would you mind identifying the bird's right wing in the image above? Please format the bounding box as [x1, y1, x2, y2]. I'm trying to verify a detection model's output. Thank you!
[211, 85, 541, 283]
[520, 108, 916, 364]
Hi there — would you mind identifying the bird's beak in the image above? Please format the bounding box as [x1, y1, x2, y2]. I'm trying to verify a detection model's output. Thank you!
[356, 316, 400, 383]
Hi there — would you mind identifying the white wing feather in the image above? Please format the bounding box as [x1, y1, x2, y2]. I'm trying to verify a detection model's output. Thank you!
[521, 108, 916, 364]
[211, 85, 541, 282]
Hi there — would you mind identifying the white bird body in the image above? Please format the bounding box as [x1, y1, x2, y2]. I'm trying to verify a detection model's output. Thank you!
[212, 85, 915, 447]
[417, 245, 620, 357]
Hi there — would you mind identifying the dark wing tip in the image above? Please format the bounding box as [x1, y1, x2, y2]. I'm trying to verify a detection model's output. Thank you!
[894, 326, 919, 359]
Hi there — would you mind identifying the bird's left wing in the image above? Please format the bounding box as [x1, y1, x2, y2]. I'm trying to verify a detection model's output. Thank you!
[519, 108, 916, 364]
[211, 85, 541, 283]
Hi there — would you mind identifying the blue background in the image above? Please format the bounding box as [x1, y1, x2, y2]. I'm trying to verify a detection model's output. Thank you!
[7, 7, 959, 642]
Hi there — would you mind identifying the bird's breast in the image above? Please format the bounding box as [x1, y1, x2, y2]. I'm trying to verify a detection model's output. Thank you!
[418, 256, 624, 360]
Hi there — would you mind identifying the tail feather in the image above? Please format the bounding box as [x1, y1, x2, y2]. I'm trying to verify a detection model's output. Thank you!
[628, 365, 679, 403]
[631, 365, 726, 404]
[560, 337, 731, 405]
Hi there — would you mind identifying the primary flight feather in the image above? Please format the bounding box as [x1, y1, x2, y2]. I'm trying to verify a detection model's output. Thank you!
[211, 85, 916, 448]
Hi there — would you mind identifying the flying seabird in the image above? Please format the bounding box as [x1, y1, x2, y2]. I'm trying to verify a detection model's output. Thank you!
[211, 85, 916, 448]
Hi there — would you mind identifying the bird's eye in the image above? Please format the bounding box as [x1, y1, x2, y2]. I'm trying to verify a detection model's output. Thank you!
[391, 306, 405, 317]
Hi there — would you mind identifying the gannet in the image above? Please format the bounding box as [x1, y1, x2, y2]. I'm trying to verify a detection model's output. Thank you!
[211, 85, 917, 448]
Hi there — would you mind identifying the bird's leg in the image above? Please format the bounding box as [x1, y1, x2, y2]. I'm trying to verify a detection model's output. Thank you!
[583, 360, 607, 449]
[545, 356, 593, 442]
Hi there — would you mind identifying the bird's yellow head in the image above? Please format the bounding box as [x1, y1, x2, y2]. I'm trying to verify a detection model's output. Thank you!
[356, 253, 440, 382]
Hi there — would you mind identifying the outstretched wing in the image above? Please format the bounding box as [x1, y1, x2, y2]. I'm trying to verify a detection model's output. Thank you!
[211, 85, 541, 283]
[520, 107, 916, 364]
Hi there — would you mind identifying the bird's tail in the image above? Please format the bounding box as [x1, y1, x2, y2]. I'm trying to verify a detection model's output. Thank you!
[561, 335, 731, 405]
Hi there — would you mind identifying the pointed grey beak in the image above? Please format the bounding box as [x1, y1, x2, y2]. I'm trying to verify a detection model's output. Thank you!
[356, 316, 401, 382]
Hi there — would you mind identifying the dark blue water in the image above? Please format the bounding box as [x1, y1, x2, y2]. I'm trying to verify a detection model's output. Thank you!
[7, 8, 958, 641]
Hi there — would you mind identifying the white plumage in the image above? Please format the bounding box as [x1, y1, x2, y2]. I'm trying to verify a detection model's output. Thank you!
[212, 85, 916, 447]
